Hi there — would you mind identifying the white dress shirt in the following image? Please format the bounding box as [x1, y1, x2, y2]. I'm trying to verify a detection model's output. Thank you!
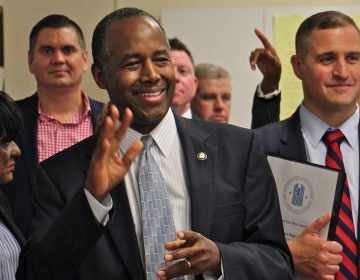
[181, 107, 193, 119]
[300, 104, 359, 236]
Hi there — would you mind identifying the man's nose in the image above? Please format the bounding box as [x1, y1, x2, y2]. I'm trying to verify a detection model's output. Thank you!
[141, 60, 160, 82]
[214, 96, 225, 109]
[333, 58, 350, 79]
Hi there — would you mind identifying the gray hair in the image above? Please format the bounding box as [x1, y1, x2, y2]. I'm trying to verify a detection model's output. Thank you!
[195, 63, 231, 80]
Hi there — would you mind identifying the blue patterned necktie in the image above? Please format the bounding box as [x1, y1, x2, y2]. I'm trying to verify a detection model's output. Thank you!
[138, 135, 180, 280]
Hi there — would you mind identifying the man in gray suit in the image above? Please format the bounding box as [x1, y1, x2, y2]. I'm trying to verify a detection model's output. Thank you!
[17, 7, 292, 280]
[256, 10, 360, 279]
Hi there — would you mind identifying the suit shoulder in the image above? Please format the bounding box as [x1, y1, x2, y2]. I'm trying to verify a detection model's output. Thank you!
[187, 117, 251, 134]
[255, 117, 292, 135]
[15, 94, 37, 109]
[41, 134, 97, 169]
[88, 97, 104, 108]
[183, 118, 254, 145]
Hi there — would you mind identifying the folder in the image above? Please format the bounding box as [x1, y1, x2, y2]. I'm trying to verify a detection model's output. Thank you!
[267, 153, 345, 241]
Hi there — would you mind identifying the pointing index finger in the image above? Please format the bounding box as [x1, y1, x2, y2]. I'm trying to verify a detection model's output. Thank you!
[254, 28, 273, 51]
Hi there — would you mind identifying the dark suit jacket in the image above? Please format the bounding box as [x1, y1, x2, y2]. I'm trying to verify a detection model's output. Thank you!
[16, 116, 293, 280]
[0, 189, 25, 247]
[255, 108, 360, 271]
[3, 93, 104, 238]
[251, 92, 281, 129]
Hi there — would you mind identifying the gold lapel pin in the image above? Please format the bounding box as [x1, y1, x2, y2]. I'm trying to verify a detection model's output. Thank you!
[197, 152, 207, 160]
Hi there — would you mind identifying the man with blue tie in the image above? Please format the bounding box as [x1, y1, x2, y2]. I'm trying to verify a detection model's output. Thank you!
[17, 7, 292, 280]
[256, 10, 360, 279]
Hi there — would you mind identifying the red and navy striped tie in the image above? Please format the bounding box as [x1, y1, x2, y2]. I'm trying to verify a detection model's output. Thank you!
[323, 129, 358, 280]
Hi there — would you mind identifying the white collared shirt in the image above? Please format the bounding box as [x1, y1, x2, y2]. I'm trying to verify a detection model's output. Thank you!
[300, 104, 359, 235]
[0, 219, 20, 280]
[180, 107, 193, 119]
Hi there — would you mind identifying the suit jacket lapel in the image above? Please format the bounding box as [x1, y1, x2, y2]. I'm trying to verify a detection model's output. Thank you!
[89, 98, 103, 130]
[17, 94, 39, 170]
[108, 184, 144, 279]
[277, 109, 308, 162]
[0, 190, 25, 246]
[175, 117, 217, 237]
[81, 135, 144, 279]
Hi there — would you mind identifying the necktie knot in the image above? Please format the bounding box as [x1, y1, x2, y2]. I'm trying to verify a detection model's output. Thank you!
[141, 135, 154, 150]
[322, 129, 345, 146]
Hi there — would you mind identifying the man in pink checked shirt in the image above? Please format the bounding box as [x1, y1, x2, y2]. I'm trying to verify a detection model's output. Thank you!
[3, 14, 103, 239]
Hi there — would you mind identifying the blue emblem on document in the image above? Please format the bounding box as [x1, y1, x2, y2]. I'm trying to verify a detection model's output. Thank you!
[291, 184, 305, 207]
[283, 176, 313, 214]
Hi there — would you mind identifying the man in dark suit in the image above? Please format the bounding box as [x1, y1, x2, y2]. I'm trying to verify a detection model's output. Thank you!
[256, 11, 360, 279]
[3, 15, 103, 238]
[17, 7, 292, 280]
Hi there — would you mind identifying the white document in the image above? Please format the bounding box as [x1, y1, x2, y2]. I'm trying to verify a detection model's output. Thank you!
[267, 154, 344, 241]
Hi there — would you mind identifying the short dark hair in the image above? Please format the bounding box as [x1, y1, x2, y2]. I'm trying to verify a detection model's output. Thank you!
[296, 11, 360, 56]
[0, 92, 22, 144]
[92, 7, 165, 70]
[169, 37, 195, 65]
[29, 14, 86, 53]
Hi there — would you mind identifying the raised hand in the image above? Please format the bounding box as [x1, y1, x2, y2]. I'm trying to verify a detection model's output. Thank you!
[250, 28, 281, 93]
[85, 105, 143, 202]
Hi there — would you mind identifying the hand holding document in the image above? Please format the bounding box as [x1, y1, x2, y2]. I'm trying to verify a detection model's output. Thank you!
[267, 154, 344, 241]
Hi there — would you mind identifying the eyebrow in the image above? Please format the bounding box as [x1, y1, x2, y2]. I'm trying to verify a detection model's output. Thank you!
[38, 44, 77, 50]
[121, 49, 170, 60]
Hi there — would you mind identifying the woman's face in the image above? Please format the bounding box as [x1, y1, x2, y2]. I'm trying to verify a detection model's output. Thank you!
[0, 141, 21, 184]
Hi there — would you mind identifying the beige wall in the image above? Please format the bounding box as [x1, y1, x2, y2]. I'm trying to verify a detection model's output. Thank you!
[4, 0, 360, 102]
[3, 0, 116, 102]
[118, 0, 360, 19]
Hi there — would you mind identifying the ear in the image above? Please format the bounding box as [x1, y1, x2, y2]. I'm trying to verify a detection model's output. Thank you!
[91, 63, 106, 89]
[194, 76, 199, 88]
[290, 54, 303, 80]
[28, 52, 34, 74]
[82, 49, 89, 72]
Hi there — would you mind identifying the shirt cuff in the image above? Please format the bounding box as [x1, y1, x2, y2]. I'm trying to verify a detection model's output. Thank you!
[84, 188, 113, 226]
[256, 84, 280, 100]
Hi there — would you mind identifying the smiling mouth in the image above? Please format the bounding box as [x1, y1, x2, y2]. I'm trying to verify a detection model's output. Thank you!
[327, 83, 354, 87]
[133, 85, 167, 96]
[50, 69, 68, 74]
[137, 90, 163, 97]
